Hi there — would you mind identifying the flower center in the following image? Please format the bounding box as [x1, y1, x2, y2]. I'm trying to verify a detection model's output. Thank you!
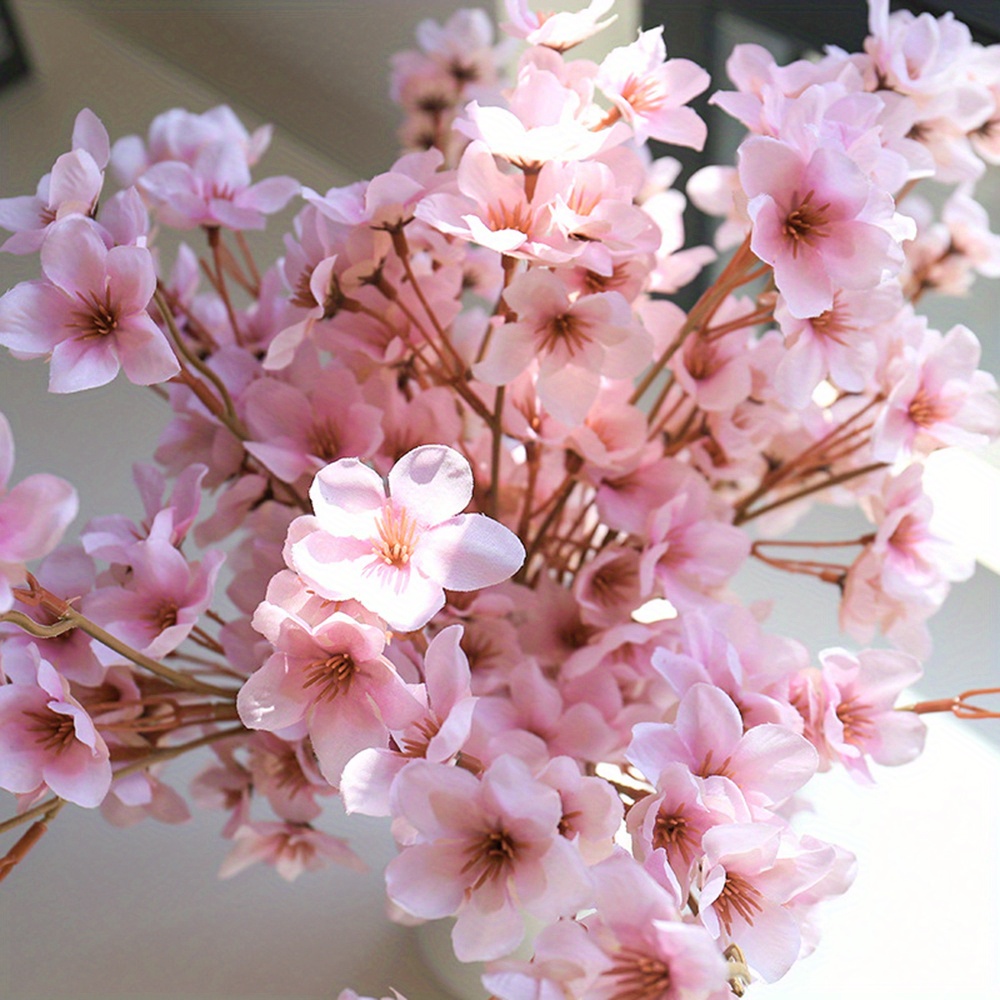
[308, 420, 341, 462]
[606, 946, 673, 1000]
[782, 189, 832, 258]
[24, 708, 77, 753]
[290, 265, 318, 310]
[302, 652, 356, 702]
[538, 311, 592, 357]
[714, 870, 764, 934]
[485, 200, 534, 234]
[153, 600, 179, 632]
[907, 387, 949, 427]
[398, 716, 442, 758]
[835, 696, 874, 745]
[621, 74, 666, 116]
[652, 809, 696, 860]
[460, 826, 519, 890]
[69, 287, 120, 339]
[372, 503, 419, 568]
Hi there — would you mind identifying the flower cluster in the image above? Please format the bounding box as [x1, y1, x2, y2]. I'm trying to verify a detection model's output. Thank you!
[1, 1, 998, 997]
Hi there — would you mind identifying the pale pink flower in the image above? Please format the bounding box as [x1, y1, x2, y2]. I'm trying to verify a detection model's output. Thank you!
[83, 523, 224, 660]
[809, 647, 927, 782]
[0, 643, 111, 808]
[0, 108, 109, 254]
[286, 445, 524, 632]
[239, 606, 421, 786]
[596, 27, 710, 148]
[474, 269, 651, 425]
[0, 216, 179, 392]
[457, 61, 624, 168]
[739, 137, 907, 318]
[773, 284, 898, 409]
[485, 852, 728, 1000]
[501, 0, 616, 52]
[873, 322, 1000, 460]
[340, 624, 478, 817]
[385, 755, 593, 962]
[415, 141, 573, 262]
[249, 731, 335, 824]
[219, 820, 365, 881]
[112, 104, 274, 186]
[638, 460, 750, 608]
[244, 368, 385, 484]
[627, 684, 817, 813]
[698, 823, 807, 982]
[0, 412, 78, 611]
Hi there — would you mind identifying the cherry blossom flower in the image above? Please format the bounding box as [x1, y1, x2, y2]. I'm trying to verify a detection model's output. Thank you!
[596, 27, 710, 148]
[219, 820, 365, 881]
[286, 445, 524, 632]
[340, 624, 477, 817]
[239, 603, 421, 786]
[474, 268, 651, 425]
[501, 0, 616, 52]
[486, 852, 728, 1000]
[873, 322, 1000, 460]
[806, 647, 927, 782]
[0, 216, 179, 392]
[0, 108, 110, 254]
[83, 521, 225, 660]
[627, 684, 818, 813]
[739, 137, 909, 318]
[0, 643, 111, 808]
[0, 413, 78, 612]
[385, 755, 593, 962]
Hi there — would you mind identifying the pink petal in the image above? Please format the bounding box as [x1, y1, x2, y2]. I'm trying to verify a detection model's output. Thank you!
[388, 444, 473, 523]
[385, 842, 468, 919]
[416, 514, 525, 591]
[72, 108, 111, 167]
[47, 336, 121, 393]
[115, 315, 180, 386]
[0, 474, 77, 562]
[452, 894, 524, 962]
[40, 216, 108, 296]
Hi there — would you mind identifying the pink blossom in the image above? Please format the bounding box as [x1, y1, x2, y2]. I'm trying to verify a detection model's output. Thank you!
[219, 820, 365, 881]
[873, 322, 1000, 460]
[474, 269, 651, 425]
[500, 0, 616, 52]
[0, 413, 78, 611]
[385, 755, 593, 962]
[0, 216, 179, 392]
[806, 647, 927, 782]
[415, 141, 572, 262]
[340, 624, 477, 816]
[773, 284, 898, 409]
[627, 684, 818, 813]
[0, 108, 109, 254]
[486, 852, 728, 1000]
[698, 823, 807, 982]
[0, 643, 111, 808]
[239, 604, 421, 785]
[112, 105, 274, 186]
[596, 27, 710, 148]
[83, 523, 224, 660]
[739, 137, 907, 318]
[244, 368, 385, 484]
[456, 62, 624, 168]
[286, 445, 524, 632]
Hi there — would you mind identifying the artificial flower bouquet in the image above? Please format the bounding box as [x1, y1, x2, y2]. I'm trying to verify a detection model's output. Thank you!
[2, 0, 1000, 996]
